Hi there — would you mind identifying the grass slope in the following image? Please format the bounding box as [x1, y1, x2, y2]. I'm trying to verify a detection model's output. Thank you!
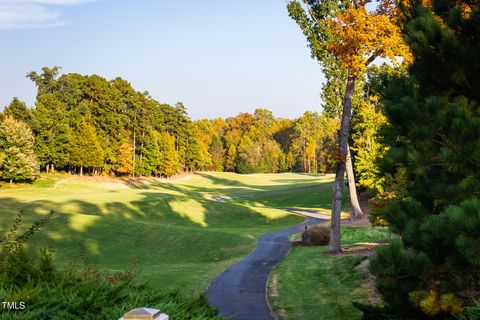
[0, 172, 334, 295]
[268, 226, 392, 320]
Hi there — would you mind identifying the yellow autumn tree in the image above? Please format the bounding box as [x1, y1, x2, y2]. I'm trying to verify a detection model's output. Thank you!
[116, 142, 134, 175]
[288, 0, 411, 252]
[327, 5, 412, 76]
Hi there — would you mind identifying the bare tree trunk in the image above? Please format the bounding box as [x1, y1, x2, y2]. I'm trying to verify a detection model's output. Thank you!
[80, 166, 83, 176]
[132, 111, 137, 177]
[330, 74, 357, 253]
[346, 144, 363, 219]
[132, 130, 136, 177]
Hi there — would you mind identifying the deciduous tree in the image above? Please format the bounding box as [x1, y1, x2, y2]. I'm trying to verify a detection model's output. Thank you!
[0, 116, 38, 183]
[288, 0, 411, 252]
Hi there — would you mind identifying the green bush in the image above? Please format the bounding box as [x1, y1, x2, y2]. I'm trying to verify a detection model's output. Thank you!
[457, 301, 480, 320]
[368, 192, 396, 227]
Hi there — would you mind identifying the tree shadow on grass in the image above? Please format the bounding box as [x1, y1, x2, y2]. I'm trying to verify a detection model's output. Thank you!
[0, 181, 304, 294]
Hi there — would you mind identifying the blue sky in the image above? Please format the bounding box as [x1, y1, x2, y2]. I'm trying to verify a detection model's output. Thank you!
[0, 0, 325, 119]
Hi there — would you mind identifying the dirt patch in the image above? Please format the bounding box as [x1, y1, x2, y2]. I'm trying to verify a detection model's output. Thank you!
[325, 240, 388, 256]
[342, 192, 373, 227]
[290, 240, 304, 248]
[268, 274, 289, 319]
[269, 274, 279, 298]
[354, 258, 383, 304]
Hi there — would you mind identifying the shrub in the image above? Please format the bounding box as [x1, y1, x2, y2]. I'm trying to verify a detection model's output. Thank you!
[457, 301, 480, 320]
[306, 224, 330, 246]
[368, 192, 396, 227]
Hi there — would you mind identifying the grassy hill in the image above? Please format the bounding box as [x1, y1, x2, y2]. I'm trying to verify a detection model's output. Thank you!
[0, 172, 339, 295]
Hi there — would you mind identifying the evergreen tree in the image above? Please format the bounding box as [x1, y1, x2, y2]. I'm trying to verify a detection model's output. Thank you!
[0, 116, 38, 183]
[26, 66, 61, 96]
[3, 97, 32, 124]
[137, 129, 162, 176]
[157, 132, 180, 177]
[69, 120, 104, 176]
[209, 135, 225, 171]
[368, 0, 480, 317]
[31, 94, 70, 173]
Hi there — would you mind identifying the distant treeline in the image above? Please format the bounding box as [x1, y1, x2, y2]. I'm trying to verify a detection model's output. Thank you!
[0, 67, 339, 182]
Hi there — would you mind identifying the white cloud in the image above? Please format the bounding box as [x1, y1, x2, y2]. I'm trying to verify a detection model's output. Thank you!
[0, 0, 95, 30]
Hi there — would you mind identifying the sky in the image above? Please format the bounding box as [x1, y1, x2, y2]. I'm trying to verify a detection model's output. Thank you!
[0, 0, 326, 120]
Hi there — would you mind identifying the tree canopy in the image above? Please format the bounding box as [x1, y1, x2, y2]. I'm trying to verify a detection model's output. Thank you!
[0, 67, 342, 180]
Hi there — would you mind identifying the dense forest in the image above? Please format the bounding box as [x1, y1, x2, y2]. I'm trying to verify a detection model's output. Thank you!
[0, 66, 344, 181]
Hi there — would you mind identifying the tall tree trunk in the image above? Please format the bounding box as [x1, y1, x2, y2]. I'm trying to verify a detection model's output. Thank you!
[132, 130, 136, 178]
[132, 112, 137, 177]
[330, 74, 357, 253]
[80, 166, 83, 176]
[346, 144, 363, 219]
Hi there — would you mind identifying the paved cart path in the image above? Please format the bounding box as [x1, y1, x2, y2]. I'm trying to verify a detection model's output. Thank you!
[207, 214, 327, 320]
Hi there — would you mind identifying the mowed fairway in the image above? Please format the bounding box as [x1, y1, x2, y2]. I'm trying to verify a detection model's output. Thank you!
[0, 172, 336, 295]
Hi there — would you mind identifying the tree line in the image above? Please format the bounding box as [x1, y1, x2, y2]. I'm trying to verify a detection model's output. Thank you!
[0, 67, 341, 182]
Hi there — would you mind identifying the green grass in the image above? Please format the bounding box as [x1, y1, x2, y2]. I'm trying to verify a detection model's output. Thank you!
[0, 172, 335, 296]
[268, 226, 392, 320]
[229, 182, 351, 216]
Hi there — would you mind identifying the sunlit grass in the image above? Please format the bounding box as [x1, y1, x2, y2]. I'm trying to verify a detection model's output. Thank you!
[0, 172, 340, 295]
[268, 226, 392, 320]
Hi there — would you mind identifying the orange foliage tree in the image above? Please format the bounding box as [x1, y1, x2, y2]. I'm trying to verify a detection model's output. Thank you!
[288, 0, 411, 252]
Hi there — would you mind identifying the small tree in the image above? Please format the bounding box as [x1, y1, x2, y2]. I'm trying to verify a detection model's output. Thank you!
[0, 116, 38, 183]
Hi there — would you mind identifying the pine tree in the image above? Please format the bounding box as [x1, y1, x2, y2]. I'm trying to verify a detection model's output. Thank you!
[0, 116, 38, 183]
[157, 132, 180, 177]
[209, 135, 225, 171]
[138, 129, 162, 176]
[368, 0, 480, 317]
[3, 97, 32, 124]
[69, 120, 104, 175]
[31, 94, 70, 173]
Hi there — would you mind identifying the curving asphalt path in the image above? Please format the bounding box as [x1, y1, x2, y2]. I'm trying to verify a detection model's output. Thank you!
[207, 216, 326, 320]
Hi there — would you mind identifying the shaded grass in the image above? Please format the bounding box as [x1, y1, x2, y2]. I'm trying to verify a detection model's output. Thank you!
[0, 172, 334, 296]
[268, 226, 392, 320]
